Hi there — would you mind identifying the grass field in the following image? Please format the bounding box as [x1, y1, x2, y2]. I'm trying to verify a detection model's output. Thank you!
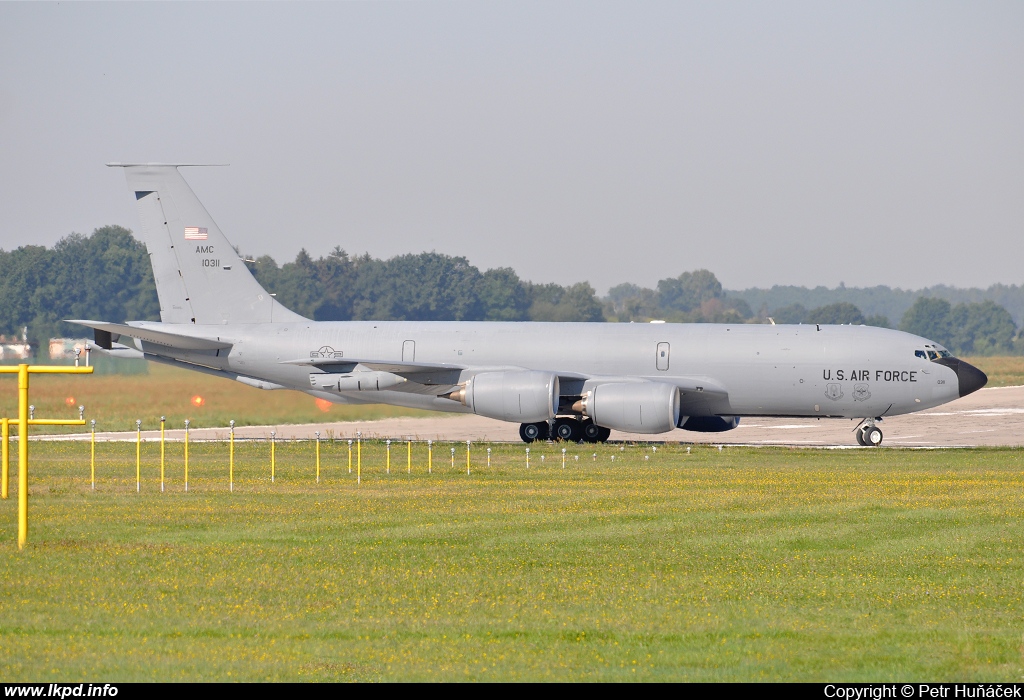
[962, 356, 1024, 389]
[1, 441, 1022, 681]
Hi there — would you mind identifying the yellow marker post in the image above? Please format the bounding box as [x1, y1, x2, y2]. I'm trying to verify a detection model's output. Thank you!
[428, 440, 432, 474]
[356, 431, 362, 485]
[184, 420, 190, 493]
[135, 419, 142, 493]
[160, 416, 166, 493]
[466, 440, 471, 475]
[526, 447, 530, 469]
[0, 363, 93, 549]
[315, 431, 321, 484]
[90, 420, 96, 490]
[450, 446, 455, 470]
[407, 440, 411, 474]
[1, 417, 8, 500]
[487, 447, 491, 469]
[271, 431, 276, 483]
[229, 420, 235, 492]
[562, 447, 566, 469]
[386, 439, 391, 475]
[347, 439, 352, 474]
[18, 366, 27, 548]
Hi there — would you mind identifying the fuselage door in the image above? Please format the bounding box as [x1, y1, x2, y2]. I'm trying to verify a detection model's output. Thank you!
[403, 340, 416, 362]
[656, 342, 670, 371]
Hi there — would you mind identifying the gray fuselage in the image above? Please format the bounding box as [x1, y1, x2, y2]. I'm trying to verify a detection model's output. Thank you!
[89, 164, 986, 442]
[140, 319, 967, 422]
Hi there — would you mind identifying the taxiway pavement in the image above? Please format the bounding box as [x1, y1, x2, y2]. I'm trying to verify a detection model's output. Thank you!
[39, 385, 1024, 447]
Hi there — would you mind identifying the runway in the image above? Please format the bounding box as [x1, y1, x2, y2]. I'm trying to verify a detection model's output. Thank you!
[38, 384, 1024, 447]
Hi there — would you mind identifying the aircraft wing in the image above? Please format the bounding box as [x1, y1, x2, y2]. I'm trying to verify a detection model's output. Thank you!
[68, 320, 233, 351]
[661, 375, 728, 397]
[282, 357, 466, 372]
[282, 357, 469, 386]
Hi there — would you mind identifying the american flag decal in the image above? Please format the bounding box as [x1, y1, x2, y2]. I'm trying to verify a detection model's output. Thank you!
[184, 227, 208, 240]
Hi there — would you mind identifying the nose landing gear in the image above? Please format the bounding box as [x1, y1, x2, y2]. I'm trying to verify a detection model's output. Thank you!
[855, 419, 883, 446]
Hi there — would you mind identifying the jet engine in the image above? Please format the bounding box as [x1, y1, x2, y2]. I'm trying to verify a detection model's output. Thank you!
[450, 370, 559, 423]
[678, 415, 740, 432]
[577, 382, 680, 434]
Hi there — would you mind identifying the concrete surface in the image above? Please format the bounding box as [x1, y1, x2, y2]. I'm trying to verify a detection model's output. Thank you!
[37, 385, 1023, 448]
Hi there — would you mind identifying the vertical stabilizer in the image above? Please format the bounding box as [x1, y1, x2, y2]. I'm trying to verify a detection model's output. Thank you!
[109, 164, 305, 325]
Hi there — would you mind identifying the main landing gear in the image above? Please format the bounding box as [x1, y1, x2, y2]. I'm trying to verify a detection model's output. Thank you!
[519, 418, 610, 444]
[855, 418, 884, 447]
[519, 422, 546, 442]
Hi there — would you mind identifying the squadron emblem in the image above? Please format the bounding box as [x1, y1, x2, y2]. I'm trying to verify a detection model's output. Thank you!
[824, 383, 844, 401]
[853, 384, 871, 402]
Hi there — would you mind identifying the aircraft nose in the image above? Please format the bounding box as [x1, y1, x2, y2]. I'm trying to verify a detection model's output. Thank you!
[956, 360, 987, 397]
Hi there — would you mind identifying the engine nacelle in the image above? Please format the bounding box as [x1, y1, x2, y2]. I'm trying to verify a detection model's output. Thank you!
[453, 370, 559, 423]
[678, 415, 740, 432]
[580, 382, 680, 434]
[310, 371, 408, 392]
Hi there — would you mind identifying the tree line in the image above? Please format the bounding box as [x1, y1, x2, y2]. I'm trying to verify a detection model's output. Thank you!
[0, 226, 1020, 357]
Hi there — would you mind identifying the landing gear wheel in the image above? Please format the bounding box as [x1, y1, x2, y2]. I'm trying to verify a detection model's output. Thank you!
[856, 428, 867, 446]
[582, 420, 602, 443]
[862, 426, 883, 446]
[520, 421, 547, 443]
[597, 427, 611, 443]
[554, 417, 582, 443]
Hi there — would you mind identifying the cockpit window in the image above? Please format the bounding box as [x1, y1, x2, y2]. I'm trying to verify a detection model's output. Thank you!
[938, 349, 952, 358]
[918, 348, 953, 361]
[915, 350, 926, 359]
[927, 350, 939, 360]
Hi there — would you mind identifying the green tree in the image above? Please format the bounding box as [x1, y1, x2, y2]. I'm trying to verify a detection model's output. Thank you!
[771, 304, 807, 324]
[476, 268, 529, 321]
[309, 248, 356, 321]
[805, 302, 866, 325]
[692, 298, 750, 324]
[354, 253, 484, 321]
[948, 301, 1017, 355]
[606, 283, 659, 321]
[0, 226, 159, 353]
[527, 282, 605, 322]
[656, 269, 723, 313]
[899, 297, 953, 347]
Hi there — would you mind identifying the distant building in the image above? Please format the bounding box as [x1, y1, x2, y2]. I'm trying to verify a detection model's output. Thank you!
[0, 334, 31, 361]
[48, 338, 89, 361]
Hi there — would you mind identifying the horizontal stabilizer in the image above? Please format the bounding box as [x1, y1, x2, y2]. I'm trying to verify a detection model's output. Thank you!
[68, 320, 232, 351]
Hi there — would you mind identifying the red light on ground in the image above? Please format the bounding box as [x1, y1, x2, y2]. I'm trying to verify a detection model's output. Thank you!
[315, 398, 332, 412]
[191, 395, 205, 407]
[65, 397, 75, 406]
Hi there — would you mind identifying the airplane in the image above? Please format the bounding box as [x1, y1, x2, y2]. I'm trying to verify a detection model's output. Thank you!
[72, 164, 987, 447]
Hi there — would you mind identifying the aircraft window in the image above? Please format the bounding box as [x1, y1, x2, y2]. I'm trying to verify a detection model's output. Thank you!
[915, 350, 926, 359]
[938, 350, 952, 358]
[927, 350, 939, 360]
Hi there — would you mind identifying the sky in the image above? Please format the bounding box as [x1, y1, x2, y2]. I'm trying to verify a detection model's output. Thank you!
[1, 1, 1021, 294]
